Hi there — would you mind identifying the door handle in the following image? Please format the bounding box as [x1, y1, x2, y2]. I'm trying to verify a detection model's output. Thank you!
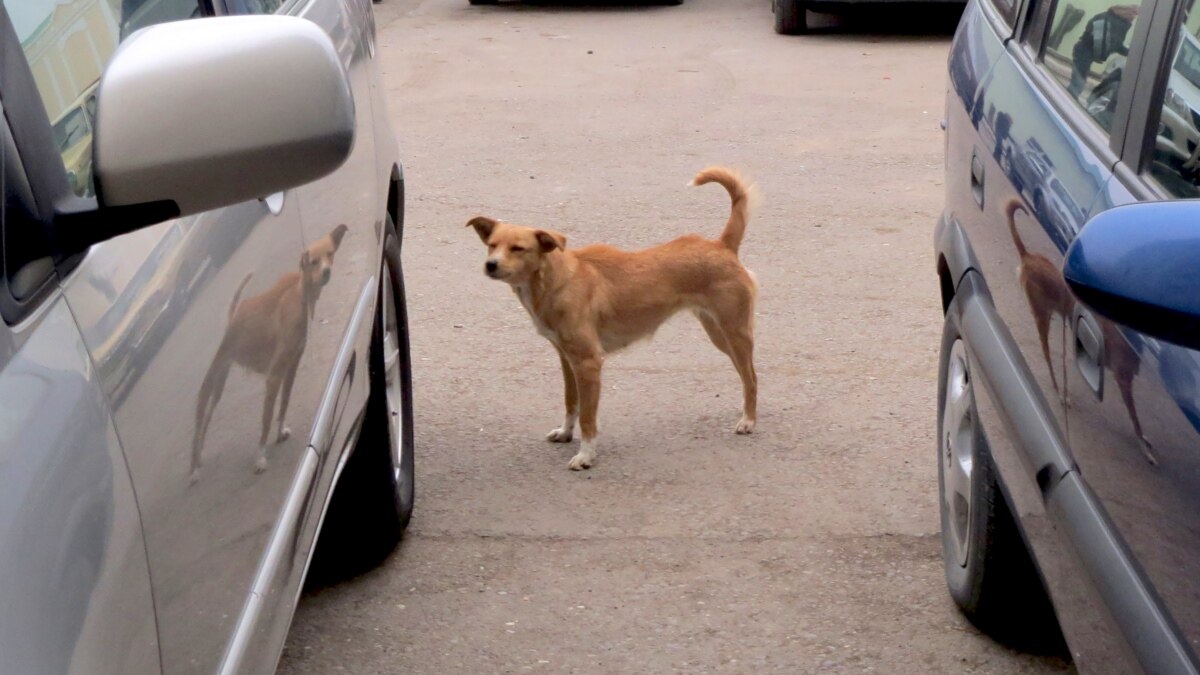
[1074, 308, 1104, 399]
[260, 191, 286, 216]
[970, 151, 985, 207]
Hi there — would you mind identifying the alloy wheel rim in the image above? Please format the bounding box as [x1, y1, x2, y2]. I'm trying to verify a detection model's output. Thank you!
[943, 339, 975, 568]
[381, 260, 404, 483]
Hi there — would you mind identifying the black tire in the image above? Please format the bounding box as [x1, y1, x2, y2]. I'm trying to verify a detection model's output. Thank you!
[469, 0, 499, 4]
[773, 0, 807, 35]
[308, 216, 415, 585]
[938, 303, 1063, 652]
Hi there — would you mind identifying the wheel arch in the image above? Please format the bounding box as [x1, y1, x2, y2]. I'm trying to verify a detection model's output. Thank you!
[935, 214, 982, 312]
[386, 164, 405, 248]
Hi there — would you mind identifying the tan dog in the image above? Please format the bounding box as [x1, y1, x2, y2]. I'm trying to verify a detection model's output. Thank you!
[1005, 200, 1153, 464]
[192, 224, 349, 480]
[468, 167, 759, 470]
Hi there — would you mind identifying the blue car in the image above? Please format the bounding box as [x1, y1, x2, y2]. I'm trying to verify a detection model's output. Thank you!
[936, 0, 1200, 670]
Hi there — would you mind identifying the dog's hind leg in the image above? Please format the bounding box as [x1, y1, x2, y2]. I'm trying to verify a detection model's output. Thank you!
[192, 348, 232, 483]
[547, 348, 578, 443]
[697, 311, 732, 356]
[1115, 366, 1157, 465]
[566, 352, 603, 470]
[709, 294, 757, 434]
[1035, 309, 1059, 392]
[725, 326, 758, 434]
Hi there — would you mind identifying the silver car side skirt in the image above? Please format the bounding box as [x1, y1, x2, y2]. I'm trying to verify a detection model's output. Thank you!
[218, 448, 319, 675]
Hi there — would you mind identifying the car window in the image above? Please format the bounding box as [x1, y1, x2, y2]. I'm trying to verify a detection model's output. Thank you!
[991, 0, 1017, 28]
[4, 0, 204, 198]
[1147, 4, 1200, 198]
[225, 0, 285, 14]
[1040, 0, 1144, 135]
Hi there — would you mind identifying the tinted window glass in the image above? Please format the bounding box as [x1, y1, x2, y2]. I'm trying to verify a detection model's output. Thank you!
[225, 0, 285, 14]
[1042, 0, 1143, 134]
[991, 0, 1017, 27]
[1148, 4, 1200, 198]
[5, 0, 203, 198]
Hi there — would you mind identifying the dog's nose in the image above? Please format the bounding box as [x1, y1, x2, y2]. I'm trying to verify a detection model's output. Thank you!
[485, 260, 498, 274]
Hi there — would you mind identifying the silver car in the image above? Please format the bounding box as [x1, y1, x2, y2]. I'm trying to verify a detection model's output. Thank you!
[0, 1, 413, 673]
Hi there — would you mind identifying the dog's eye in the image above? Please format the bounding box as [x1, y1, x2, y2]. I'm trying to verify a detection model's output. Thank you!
[510, 245, 525, 253]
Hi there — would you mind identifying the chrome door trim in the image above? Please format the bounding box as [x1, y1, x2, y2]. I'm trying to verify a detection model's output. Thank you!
[217, 447, 319, 675]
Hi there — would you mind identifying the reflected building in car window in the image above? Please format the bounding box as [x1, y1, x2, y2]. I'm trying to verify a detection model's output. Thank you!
[9, 0, 118, 197]
[13, 1, 118, 123]
[7, 0, 202, 197]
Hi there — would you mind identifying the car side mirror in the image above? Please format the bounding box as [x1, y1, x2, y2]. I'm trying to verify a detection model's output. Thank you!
[1063, 201, 1200, 350]
[54, 15, 355, 255]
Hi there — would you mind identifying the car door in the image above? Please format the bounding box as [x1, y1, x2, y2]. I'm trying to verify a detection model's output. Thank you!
[0, 5, 161, 672]
[223, 0, 381, 477]
[213, 0, 385, 661]
[1062, 0, 1200, 667]
[9, 1, 315, 673]
[956, 0, 1160, 665]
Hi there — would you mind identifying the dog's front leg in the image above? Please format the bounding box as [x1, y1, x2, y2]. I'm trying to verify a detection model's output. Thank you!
[274, 360, 299, 444]
[547, 348, 578, 443]
[567, 352, 602, 470]
[257, 372, 283, 473]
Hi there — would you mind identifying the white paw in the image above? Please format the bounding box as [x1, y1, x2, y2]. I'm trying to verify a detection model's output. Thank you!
[188, 469, 201, 485]
[546, 427, 573, 443]
[254, 456, 269, 474]
[734, 416, 756, 435]
[568, 452, 595, 470]
[568, 439, 596, 470]
[275, 426, 292, 444]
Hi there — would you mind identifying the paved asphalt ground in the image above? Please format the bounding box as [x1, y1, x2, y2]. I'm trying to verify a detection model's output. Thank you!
[279, 0, 1075, 672]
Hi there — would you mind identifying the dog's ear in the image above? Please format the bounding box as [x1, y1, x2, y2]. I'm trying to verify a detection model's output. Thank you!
[330, 224, 349, 249]
[535, 229, 566, 253]
[467, 216, 498, 243]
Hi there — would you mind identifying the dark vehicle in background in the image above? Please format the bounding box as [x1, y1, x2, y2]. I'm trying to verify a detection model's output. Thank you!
[936, 0, 1200, 669]
[772, 0, 966, 35]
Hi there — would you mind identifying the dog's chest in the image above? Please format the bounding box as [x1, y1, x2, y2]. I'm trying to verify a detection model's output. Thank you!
[514, 286, 557, 342]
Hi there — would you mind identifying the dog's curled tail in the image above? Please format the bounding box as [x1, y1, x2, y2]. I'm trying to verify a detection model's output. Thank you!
[690, 166, 758, 254]
[1005, 198, 1030, 259]
[229, 273, 254, 318]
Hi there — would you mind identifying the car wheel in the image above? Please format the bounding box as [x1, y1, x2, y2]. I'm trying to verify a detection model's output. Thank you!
[773, 0, 808, 35]
[308, 215, 415, 584]
[469, 0, 499, 5]
[938, 305, 1062, 650]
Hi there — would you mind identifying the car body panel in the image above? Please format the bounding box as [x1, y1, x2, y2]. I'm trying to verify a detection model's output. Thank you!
[0, 299, 161, 675]
[63, 201, 310, 675]
[2, 0, 404, 670]
[940, 1, 1006, 289]
[285, 0, 380, 481]
[940, 0, 1200, 669]
[1064, 103, 1200, 670]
